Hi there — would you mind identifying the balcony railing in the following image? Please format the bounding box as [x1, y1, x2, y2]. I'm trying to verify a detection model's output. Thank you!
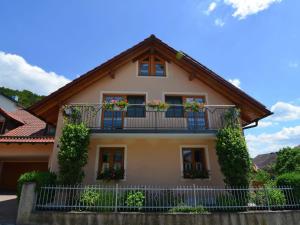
[63, 104, 237, 133]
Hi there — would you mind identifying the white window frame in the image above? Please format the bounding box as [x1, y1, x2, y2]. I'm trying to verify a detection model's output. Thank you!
[179, 145, 211, 180]
[95, 144, 128, 182]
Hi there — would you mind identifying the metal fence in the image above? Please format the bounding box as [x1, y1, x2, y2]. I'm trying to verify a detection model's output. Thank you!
[63, 104, 236, 133]
[34, 185, 300, 212]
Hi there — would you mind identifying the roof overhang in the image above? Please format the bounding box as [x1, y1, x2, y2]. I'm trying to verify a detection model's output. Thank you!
[28, 35, 272, 126]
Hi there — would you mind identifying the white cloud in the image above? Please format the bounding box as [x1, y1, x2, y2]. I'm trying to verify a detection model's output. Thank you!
[205, 2, 217, 15]
[228, 78, 241, 88]
[270, 102, 300, 122]
[0, 51, 70, 95]
[257, 121, 274, 128]
[214, 18, 225, 27]
[288, 61, 299, 68]
[246, 125, 300, 157]
[224, 0, 282, 19]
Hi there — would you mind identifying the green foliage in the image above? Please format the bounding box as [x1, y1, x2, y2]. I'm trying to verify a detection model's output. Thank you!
[169, 204, 207, 213]
[276, 172, 300, 201]
[216, 127, 251, 187]
[58, 123, 90, 184]
[17, 171, 56, 200]
[0, 86, 44, 108]
[250, 186, 286, 206]
[97, 168, 124, 180]
[251, 170, 272, 186]
[215, 193, 245, 210]
[80, 188, 115, 211]
[125, 191, 145, 210]
[275, 147, 300, 175]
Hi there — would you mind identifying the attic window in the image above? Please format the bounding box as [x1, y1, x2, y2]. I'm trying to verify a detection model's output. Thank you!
[138, 55, 166, 77]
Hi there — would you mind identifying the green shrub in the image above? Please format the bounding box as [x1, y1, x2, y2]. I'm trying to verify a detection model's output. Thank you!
[275, 147, 300, 175]
[58, 123, 90, 184]
[125, 191, 145, 210]
[216, 109, 251, 187]
[277, 172, 300, 202]
[17, 171, 56, 200]
[250, 184, 286, 207]
[169, 204, 207, 213]
[251, 170, 272, 187]
[79, 188, 115, 211]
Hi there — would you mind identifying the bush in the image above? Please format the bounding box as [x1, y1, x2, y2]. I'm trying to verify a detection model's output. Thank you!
[17, 171, 56, 200]
[215, 193, 246, 211]
[251, 188, 286, 207]
[216, 108, 251, 187]
[251, 170, 272, 187]
[169, 204, 207, 213]
[125, 191, 145, 210]
[275, 147, 300, 175]
[58, 123, 90, 184]
[277, 172, 300, 202]
[79, 188, 115, 211]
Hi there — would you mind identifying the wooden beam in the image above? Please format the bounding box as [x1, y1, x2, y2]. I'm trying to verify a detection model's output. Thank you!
[109, 70, 115, 79]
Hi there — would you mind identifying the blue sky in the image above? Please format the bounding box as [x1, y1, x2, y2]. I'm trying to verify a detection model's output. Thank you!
[0, 0, 299, 156]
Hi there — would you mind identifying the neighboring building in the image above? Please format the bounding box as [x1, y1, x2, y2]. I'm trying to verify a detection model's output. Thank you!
[29, 35, 272, 186]
[0, 93, 22, 112]
[253, 152, 277, 170]
[0, 107, 54, 191]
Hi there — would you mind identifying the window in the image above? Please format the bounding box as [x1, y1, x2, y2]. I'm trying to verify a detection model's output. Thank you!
[127, 96, 146, 117]
[98, 147, 125, 177]
[182, 147, 209, 179]
[165, 96, 184, 118]
[139, 55, 166, 77]
[102, 95, 146, 129]
[165, 96, 207, 129]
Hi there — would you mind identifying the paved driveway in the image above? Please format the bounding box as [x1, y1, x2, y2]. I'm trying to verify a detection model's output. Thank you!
[0, 193, 17, 224]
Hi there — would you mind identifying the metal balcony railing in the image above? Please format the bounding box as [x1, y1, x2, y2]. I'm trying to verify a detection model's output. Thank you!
[63, 104, 237, 133]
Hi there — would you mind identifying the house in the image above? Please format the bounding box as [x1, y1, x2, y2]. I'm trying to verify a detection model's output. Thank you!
[28, 35, 271, 186]
[0, 93, 22, 112]
[253, 152, 277, 170]
[0, 107, 54, 191]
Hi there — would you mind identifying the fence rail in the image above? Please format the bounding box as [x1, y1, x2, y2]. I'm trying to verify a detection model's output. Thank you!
[63, 104, 237, 133]
[34, 185, 300, 212]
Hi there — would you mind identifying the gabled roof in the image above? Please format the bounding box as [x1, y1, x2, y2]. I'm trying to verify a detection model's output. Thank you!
[0, 107, 24, 125]
[29, 35, 272, 126]
[0, 108, 54, 143]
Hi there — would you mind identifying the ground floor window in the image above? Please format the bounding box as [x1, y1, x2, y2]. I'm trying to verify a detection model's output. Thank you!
[97, 147, 125, 180]
[182, 147, 209, 179]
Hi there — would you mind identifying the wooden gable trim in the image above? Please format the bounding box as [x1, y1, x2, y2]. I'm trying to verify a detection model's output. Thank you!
[29, 35, 272, 125]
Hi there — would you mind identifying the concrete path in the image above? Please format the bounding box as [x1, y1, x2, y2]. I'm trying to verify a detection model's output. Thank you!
[0, 193, 17, 225]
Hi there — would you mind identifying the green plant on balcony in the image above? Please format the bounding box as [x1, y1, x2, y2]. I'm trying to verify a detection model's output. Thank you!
[183, 101, 205, 112]
[183, 169, 209, 179]
[63, 105, 82, 123]
[147, 100, 169, 111]
[97, 168, 124, 181]
[102, 100, 128, 111]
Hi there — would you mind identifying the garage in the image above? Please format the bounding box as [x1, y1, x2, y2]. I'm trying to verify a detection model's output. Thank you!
[0, 161, 48, 191]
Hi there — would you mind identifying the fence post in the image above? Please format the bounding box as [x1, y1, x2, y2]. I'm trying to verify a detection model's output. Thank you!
[115, 183, 119, 212]
[193, 184, 197, 208]
[264, 186, 271, 211]
[16, 182, 36, 225]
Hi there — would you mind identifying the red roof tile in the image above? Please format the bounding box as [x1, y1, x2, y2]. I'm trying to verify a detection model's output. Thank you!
[0, 108, 54, 143]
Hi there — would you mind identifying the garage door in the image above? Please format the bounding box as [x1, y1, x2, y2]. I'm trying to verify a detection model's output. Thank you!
[0, 162, 48, 191]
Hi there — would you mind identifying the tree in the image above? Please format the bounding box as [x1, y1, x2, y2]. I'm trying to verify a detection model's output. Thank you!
[275, 146, 300, 175]
[58, 123, 90, 184]
[216, 108, 251, 187]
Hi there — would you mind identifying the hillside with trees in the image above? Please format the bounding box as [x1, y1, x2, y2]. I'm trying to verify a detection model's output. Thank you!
[0, 86, 44, 108]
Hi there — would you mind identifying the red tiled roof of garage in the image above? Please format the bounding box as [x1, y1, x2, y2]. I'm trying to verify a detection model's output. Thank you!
[0, 136, 54, 143]
[0, 108, 54, 143]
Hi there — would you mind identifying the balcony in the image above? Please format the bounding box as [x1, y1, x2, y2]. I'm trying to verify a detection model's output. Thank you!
[63, 104, 237, 134]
